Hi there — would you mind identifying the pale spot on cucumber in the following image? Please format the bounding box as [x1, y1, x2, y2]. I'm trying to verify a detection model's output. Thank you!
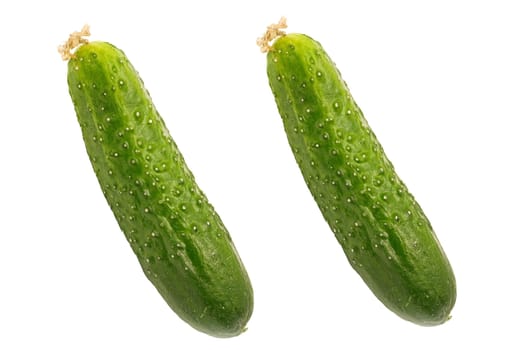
[373, 178, 383, 187]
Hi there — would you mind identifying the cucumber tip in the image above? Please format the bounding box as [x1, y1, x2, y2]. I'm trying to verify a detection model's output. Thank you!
[256, 17, 287, 53]
[58, 24, 91, 61]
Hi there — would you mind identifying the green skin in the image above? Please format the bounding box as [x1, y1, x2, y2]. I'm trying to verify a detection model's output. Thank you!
[67, 42, 253, 337]
[266, 34, 456, 325]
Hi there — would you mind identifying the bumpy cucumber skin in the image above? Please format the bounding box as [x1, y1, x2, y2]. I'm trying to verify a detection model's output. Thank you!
[266, 34, 456, 325]
[67, 42, 253, 337]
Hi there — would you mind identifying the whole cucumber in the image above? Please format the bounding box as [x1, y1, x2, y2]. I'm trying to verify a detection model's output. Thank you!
[62, 30, 253, 337]
[260, 21, 456, 326]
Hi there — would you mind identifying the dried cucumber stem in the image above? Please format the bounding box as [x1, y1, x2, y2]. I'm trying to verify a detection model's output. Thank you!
[256, 17, 287, 53]
[58, 24, 91, 61]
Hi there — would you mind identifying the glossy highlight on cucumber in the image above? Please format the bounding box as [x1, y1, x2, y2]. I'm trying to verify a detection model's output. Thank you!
[60, 26, 253, 337]
[259, 18, 456, 326]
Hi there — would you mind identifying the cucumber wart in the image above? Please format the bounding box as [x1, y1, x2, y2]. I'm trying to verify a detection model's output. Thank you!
[258, 18, 456, 326]
[60, 26, 253, 338]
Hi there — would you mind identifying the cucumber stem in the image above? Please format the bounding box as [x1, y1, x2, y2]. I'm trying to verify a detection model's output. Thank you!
[58, 24, 91, 61]
[256, 17, 287, 53]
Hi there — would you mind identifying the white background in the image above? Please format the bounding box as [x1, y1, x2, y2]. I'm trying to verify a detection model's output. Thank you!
[1, 0, 523, 348]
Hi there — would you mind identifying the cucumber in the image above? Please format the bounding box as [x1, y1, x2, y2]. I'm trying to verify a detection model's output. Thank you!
[60, 28, 253, 337]
[259, 20, 456, 326]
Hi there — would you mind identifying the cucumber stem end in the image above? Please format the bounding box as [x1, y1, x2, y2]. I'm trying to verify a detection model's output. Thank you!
[58, 24, 91, 61]
[256, 17, 287, 53]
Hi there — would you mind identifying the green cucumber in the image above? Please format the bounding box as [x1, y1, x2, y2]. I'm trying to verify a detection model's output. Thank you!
[259, 20, 456, 326]
[61, 29, 253, 337]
